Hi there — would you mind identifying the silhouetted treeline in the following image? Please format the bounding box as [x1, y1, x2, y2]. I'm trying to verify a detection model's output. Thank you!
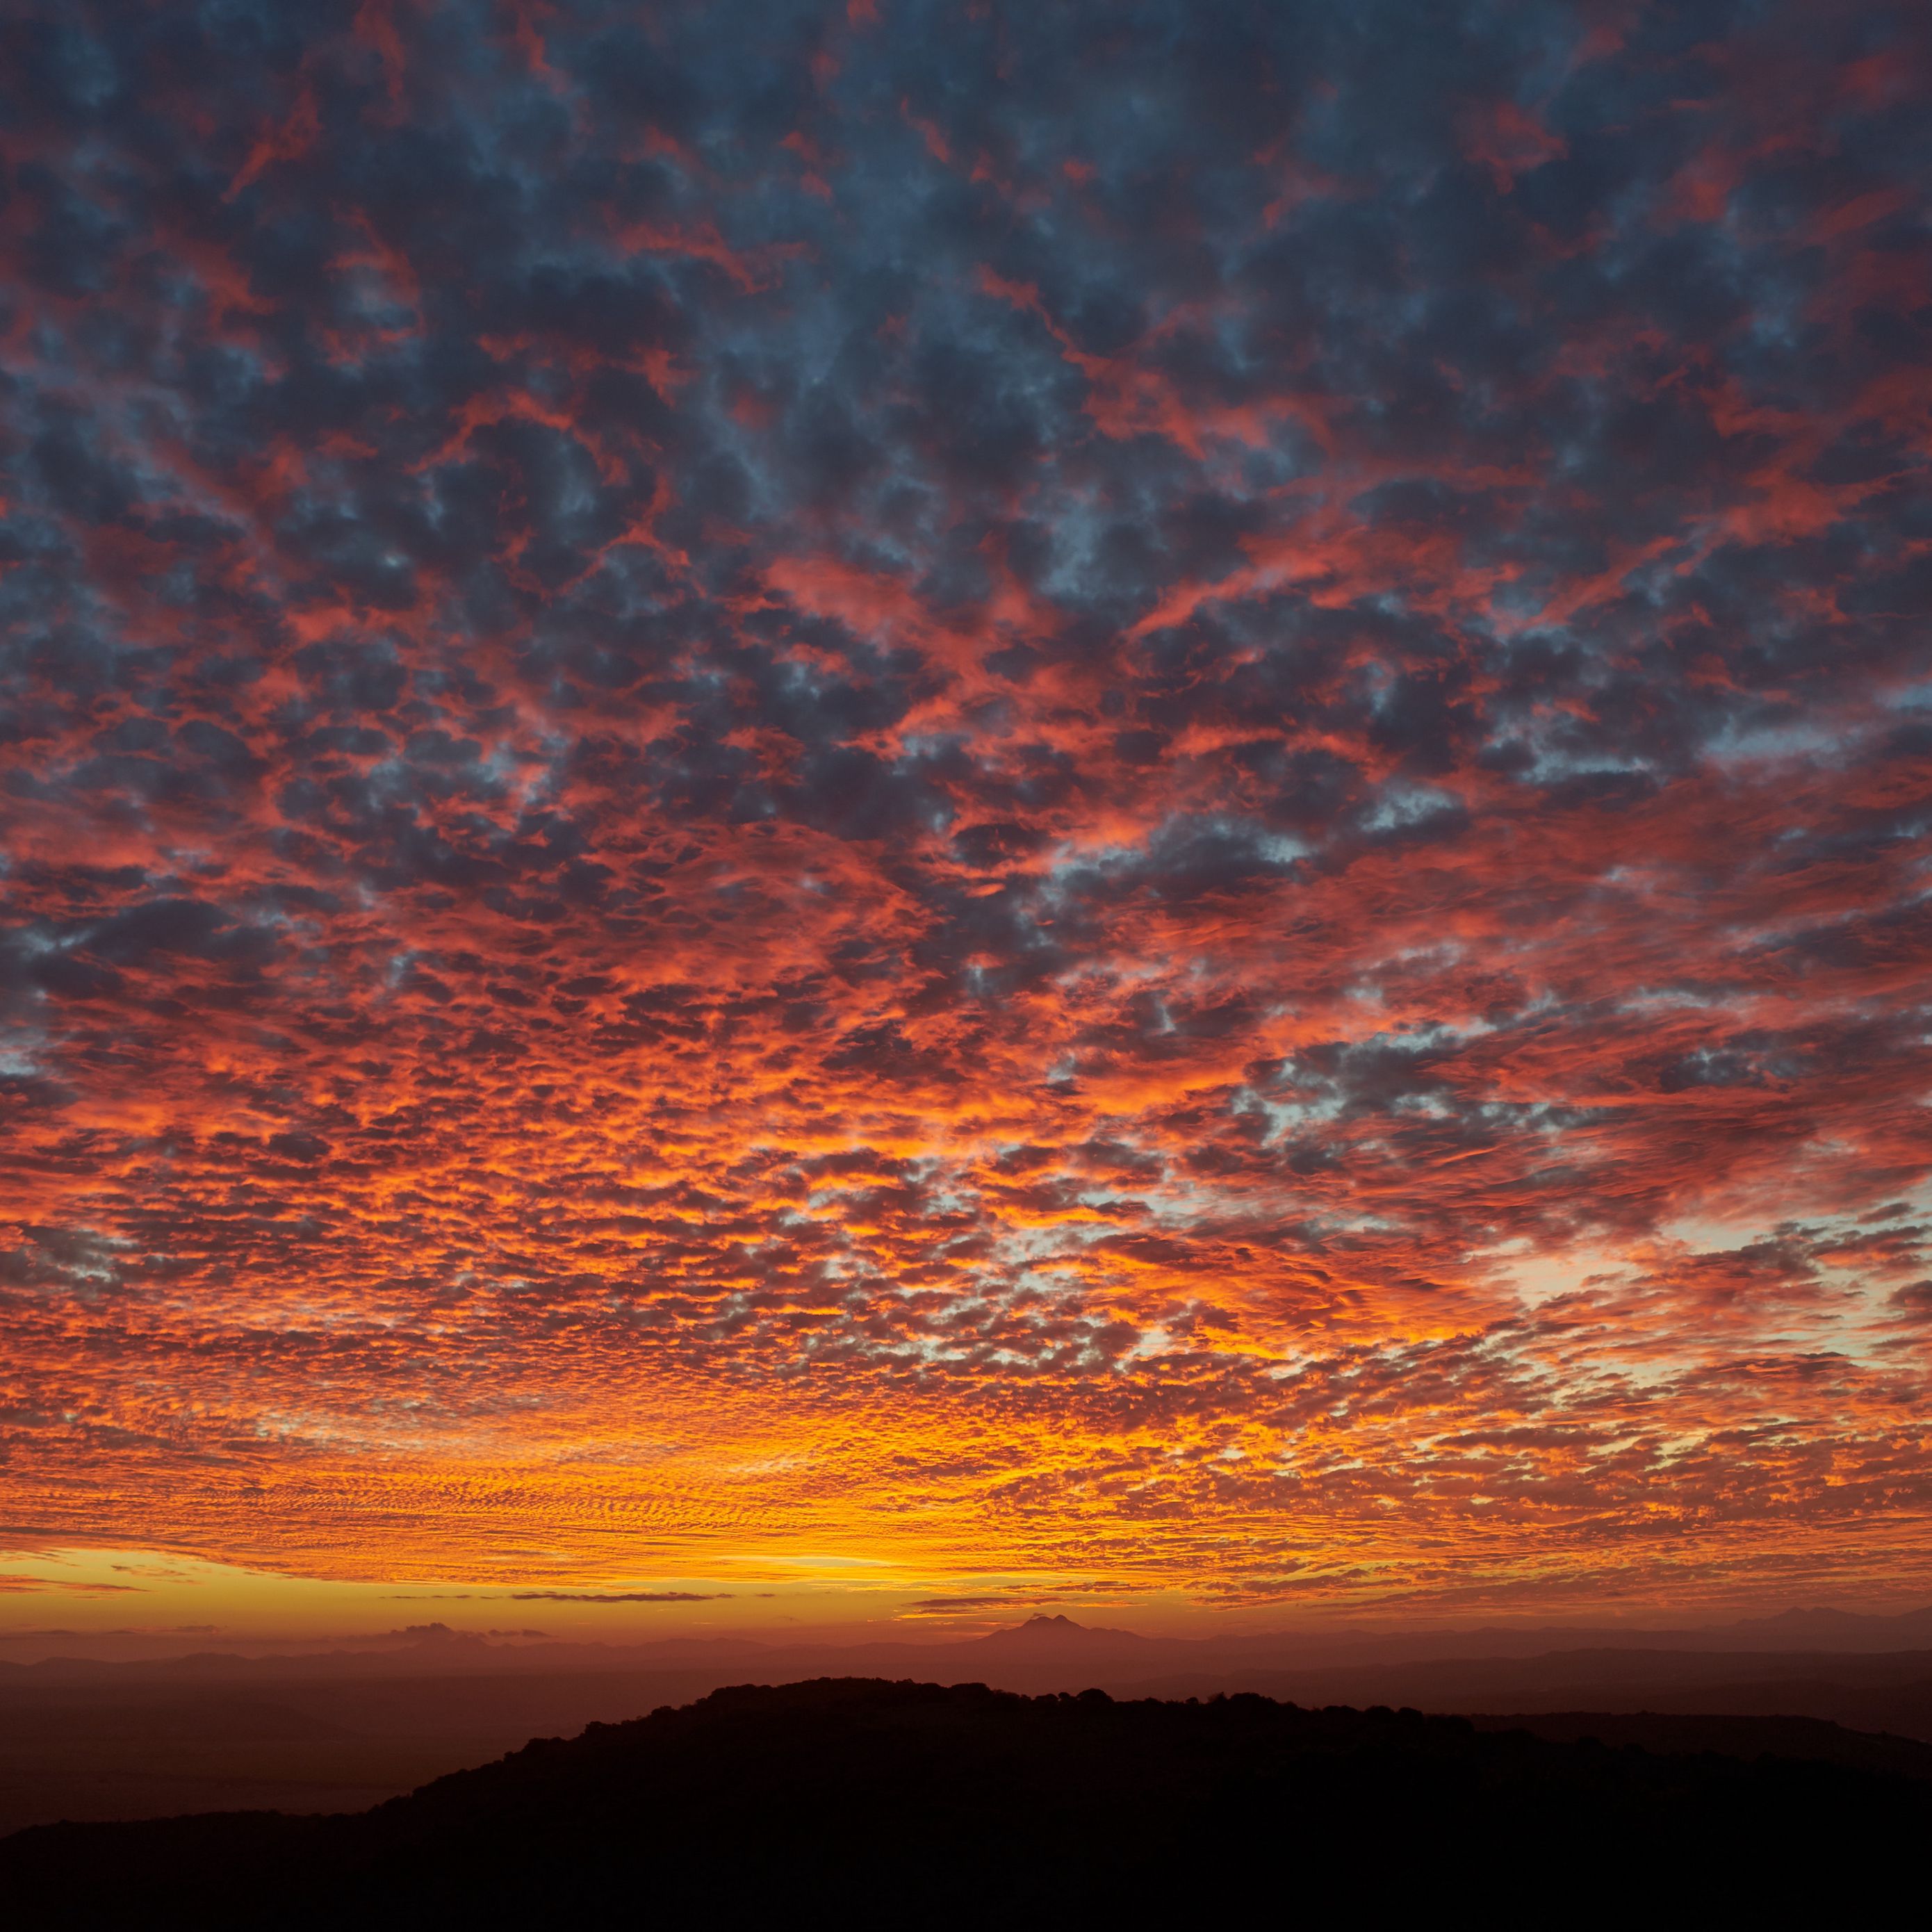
[3, 1678, 1920, 1926]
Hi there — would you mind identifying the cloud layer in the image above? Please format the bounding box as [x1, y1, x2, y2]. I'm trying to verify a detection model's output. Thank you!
[3, 0, 1930, 1613]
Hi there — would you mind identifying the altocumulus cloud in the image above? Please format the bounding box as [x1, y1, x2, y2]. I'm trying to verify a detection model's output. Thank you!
[0, 0, 1929, 1614]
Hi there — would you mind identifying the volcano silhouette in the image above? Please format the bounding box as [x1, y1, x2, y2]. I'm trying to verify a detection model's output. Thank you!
[972, 1614, 1152, 1648]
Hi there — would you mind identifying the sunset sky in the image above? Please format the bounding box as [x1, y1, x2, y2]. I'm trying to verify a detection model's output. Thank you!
[3, 0, 1931, 1644]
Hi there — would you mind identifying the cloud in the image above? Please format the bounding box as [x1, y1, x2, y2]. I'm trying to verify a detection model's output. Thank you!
[906, 1596, 1057, 1614]
[0, 0, 1928, 1616]
[0, 1577, 140, 1596]
[510, 1593, 730, 1605]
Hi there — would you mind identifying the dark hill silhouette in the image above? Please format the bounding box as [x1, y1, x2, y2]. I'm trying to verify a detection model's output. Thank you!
[1465, 1709, 1932, 1781]
[10, 1624, 1932, 1835]
[2, 1678, 1922, 1926]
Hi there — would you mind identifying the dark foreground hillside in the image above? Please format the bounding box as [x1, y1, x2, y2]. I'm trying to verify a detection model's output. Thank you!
[3, 1678, 1922, 1926]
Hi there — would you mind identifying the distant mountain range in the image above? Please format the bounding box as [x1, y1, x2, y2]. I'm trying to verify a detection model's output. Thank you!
[11, 1600, 1932, 1685]
[8, 1607, 1932, 1837]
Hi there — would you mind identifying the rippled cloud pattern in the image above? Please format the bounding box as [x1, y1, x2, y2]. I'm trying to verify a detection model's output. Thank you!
[3, 0, 1930, 1612]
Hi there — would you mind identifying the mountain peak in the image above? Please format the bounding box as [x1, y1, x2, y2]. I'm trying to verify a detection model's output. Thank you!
[974, 1612, 1151, 1647]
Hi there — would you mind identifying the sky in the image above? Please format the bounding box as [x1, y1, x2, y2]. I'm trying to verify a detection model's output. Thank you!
[2, 0, 1930, 1645]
